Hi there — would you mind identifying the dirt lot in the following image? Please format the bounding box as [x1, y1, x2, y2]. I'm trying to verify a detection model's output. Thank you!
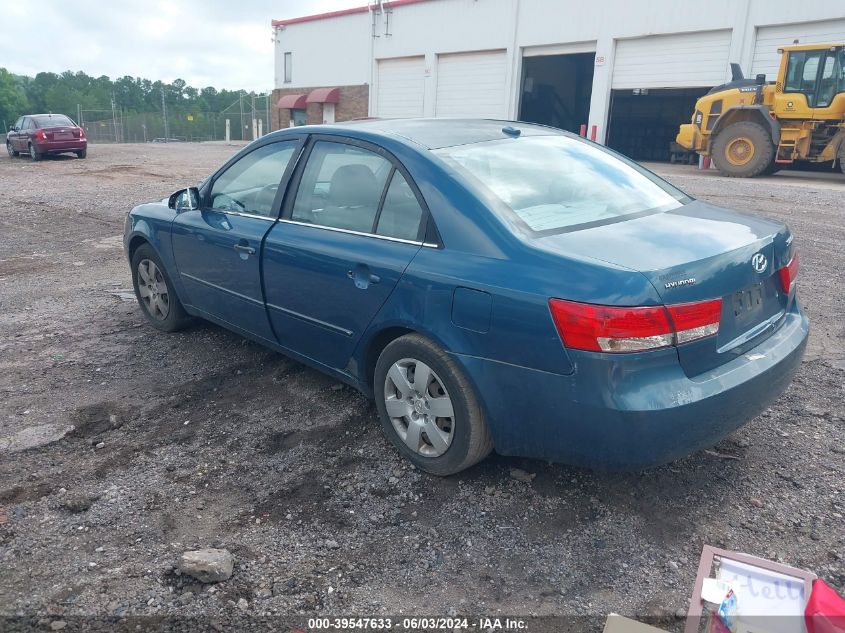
[1, 143, 843, 631]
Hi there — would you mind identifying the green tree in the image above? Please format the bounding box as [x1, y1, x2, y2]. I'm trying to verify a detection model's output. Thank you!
[0, 67, 29, 129]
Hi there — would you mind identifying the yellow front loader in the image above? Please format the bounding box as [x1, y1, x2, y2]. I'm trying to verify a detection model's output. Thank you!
[677, 43, 845, 177]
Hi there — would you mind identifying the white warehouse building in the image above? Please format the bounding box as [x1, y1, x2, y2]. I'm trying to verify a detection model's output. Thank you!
[271, 0, 845, 161]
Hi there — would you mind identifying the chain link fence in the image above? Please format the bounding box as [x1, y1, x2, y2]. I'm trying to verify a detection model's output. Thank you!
[79, 95, 272, 144]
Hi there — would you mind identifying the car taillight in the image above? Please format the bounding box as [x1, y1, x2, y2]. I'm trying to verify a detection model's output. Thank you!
[78, 127, 86, 139]
[36, 129, 46, 141]
[549, 298, 722, 353]
[778, 252, 799, 294]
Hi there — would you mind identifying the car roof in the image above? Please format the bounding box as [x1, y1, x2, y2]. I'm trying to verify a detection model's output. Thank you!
[291, 118, 565, 150]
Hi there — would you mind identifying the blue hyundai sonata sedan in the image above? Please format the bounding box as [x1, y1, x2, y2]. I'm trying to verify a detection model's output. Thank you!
[123, 119, 808, 475]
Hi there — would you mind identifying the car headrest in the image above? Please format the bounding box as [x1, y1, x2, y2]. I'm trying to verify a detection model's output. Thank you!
[329, 164, 379, 207]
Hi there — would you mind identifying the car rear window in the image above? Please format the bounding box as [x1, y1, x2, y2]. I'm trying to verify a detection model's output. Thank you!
[436, 135, 690, 235]
[33, 115, 74, 128]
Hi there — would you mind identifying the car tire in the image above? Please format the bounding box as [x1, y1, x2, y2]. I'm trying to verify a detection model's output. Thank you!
[130, 243, 192, 332]
[712, 121, 775, 178]
[374, 334, 493, 476]
[76, 149, 87, 159]
[6, 142, 18, 158]
[29, 143, 42, 161]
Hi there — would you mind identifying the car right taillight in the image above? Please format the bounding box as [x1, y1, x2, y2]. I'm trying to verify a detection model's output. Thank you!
[549, 298, 721, 353]
[78, 127, 86, 139]
[778, 252, 799, 294]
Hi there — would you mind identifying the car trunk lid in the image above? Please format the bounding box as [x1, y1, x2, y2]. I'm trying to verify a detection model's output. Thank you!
[534, 201, 796, 376]
[40, 125, 81, 141]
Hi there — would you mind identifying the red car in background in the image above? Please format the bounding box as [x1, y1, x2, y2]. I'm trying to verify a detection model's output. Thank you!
[6, 113, 87, 160]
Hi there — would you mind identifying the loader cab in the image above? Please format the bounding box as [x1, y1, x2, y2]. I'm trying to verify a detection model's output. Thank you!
[774, 45, 845, 119]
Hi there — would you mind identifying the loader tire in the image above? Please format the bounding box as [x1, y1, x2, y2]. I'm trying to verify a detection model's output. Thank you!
[838, 144, 845, 176]
[712, 121, 775, 178]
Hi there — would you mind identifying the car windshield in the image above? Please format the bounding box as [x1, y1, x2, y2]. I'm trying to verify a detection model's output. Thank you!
[34, 114, 74, 127]
[436, 135, 690, 235]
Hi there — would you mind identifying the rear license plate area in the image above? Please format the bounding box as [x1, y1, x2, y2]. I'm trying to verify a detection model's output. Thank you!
[731, 283, 764, 324]
[55, 133, 72, 140]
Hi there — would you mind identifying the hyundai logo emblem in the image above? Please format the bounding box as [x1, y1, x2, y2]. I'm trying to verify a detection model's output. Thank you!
[751, 253, 768, 273]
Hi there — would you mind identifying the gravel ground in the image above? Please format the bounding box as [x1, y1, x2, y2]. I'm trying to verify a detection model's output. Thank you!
[0, 143, 843, 632]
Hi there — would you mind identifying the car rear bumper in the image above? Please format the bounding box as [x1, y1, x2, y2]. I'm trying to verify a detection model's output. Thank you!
[455, 302, 809, 470]
[34, 140, 86, 153]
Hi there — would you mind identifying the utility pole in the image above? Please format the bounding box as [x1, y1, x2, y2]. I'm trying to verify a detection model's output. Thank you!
[111, 93, 119, 143]
[161, 88, 169, 142]
[77, 104, 81, 126]
[265, 93, 270, 133]
[239, 92, 244, 141]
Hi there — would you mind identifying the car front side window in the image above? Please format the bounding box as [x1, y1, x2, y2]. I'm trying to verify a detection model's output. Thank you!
[209, 141, 298, 217]
[291, 141, 392, 234]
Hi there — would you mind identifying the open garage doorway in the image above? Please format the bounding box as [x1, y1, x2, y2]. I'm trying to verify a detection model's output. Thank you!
[606, 87, 709, 162]
[519, 53, 594, 134]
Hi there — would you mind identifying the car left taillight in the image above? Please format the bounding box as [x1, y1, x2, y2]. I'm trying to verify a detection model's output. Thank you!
[548, 298, 722, 353]
[36, 129, 46, 141]
[778, 252, 799, 294]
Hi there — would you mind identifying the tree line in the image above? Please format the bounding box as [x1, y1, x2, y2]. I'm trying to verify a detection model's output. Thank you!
[0, 67, 264, 131]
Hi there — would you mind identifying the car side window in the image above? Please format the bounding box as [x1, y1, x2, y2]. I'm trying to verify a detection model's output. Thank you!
[375, 170, 425, 241]
[209, 141, 298, 217]
[291, 141, 391, 233]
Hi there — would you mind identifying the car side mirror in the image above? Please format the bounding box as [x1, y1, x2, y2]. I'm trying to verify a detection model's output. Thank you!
[169, 187, 200, 211]
[8, 126, 16, 132]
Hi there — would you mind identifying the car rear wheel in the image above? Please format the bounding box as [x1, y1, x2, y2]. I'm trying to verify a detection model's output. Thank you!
[29, 143, 42, 161]
[712, 121, 775, 178]
[130, 243, 192, 332]
[76, 149, 87, 159]
[6, 142, 18, 158]
[374, 334, 493, 475]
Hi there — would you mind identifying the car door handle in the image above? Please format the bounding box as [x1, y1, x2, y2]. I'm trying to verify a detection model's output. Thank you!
[233, 244, 255, 255]
[347, 267, 380, 288]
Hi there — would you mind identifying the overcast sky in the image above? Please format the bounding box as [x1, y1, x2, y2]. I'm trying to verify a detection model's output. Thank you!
[1, 0, 362, 92]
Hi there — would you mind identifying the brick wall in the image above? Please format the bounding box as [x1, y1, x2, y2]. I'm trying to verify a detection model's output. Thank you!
[270, 84, 369, 130]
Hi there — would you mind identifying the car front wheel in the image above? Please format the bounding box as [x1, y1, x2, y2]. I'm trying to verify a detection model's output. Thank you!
[374, 334, 493, 475]
[130, 243, 192, 332]
[6, 142, 18, 158]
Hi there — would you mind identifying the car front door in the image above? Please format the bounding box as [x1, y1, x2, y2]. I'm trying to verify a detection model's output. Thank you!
[171, 138, 302, 343]
[263, 137, 428, 370]
[11, 117, 24, 150]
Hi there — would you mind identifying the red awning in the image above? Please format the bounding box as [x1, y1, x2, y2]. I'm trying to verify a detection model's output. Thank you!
[276, 94, 307, 109]
[306, 87, 340, 104]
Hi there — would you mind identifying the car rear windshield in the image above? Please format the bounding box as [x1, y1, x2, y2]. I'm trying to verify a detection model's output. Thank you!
[436, 135, 690, 235]
[33, 115, 74, 128]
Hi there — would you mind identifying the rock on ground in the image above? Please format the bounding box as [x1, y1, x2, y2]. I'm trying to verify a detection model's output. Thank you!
[177, 548, 234, 583]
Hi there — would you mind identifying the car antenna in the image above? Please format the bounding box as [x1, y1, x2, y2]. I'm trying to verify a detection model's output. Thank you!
[502, 126, 521, 137]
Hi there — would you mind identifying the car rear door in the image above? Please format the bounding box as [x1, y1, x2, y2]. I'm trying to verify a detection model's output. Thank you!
[170, 138, 302, 342]
[262, 137, 428, 369]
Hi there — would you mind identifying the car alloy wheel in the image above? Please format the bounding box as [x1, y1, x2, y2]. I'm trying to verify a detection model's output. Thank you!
[6, 143, 13, 158]
[136, 258, 170, 320]
[383, 358, 455, 457]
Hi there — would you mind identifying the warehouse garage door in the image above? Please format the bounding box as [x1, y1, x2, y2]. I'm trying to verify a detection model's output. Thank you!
[607, 30, 731, 162]
[435, 50, 508, 118]
[376, 56, 425, 118]
[752, 19, 845, 80]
